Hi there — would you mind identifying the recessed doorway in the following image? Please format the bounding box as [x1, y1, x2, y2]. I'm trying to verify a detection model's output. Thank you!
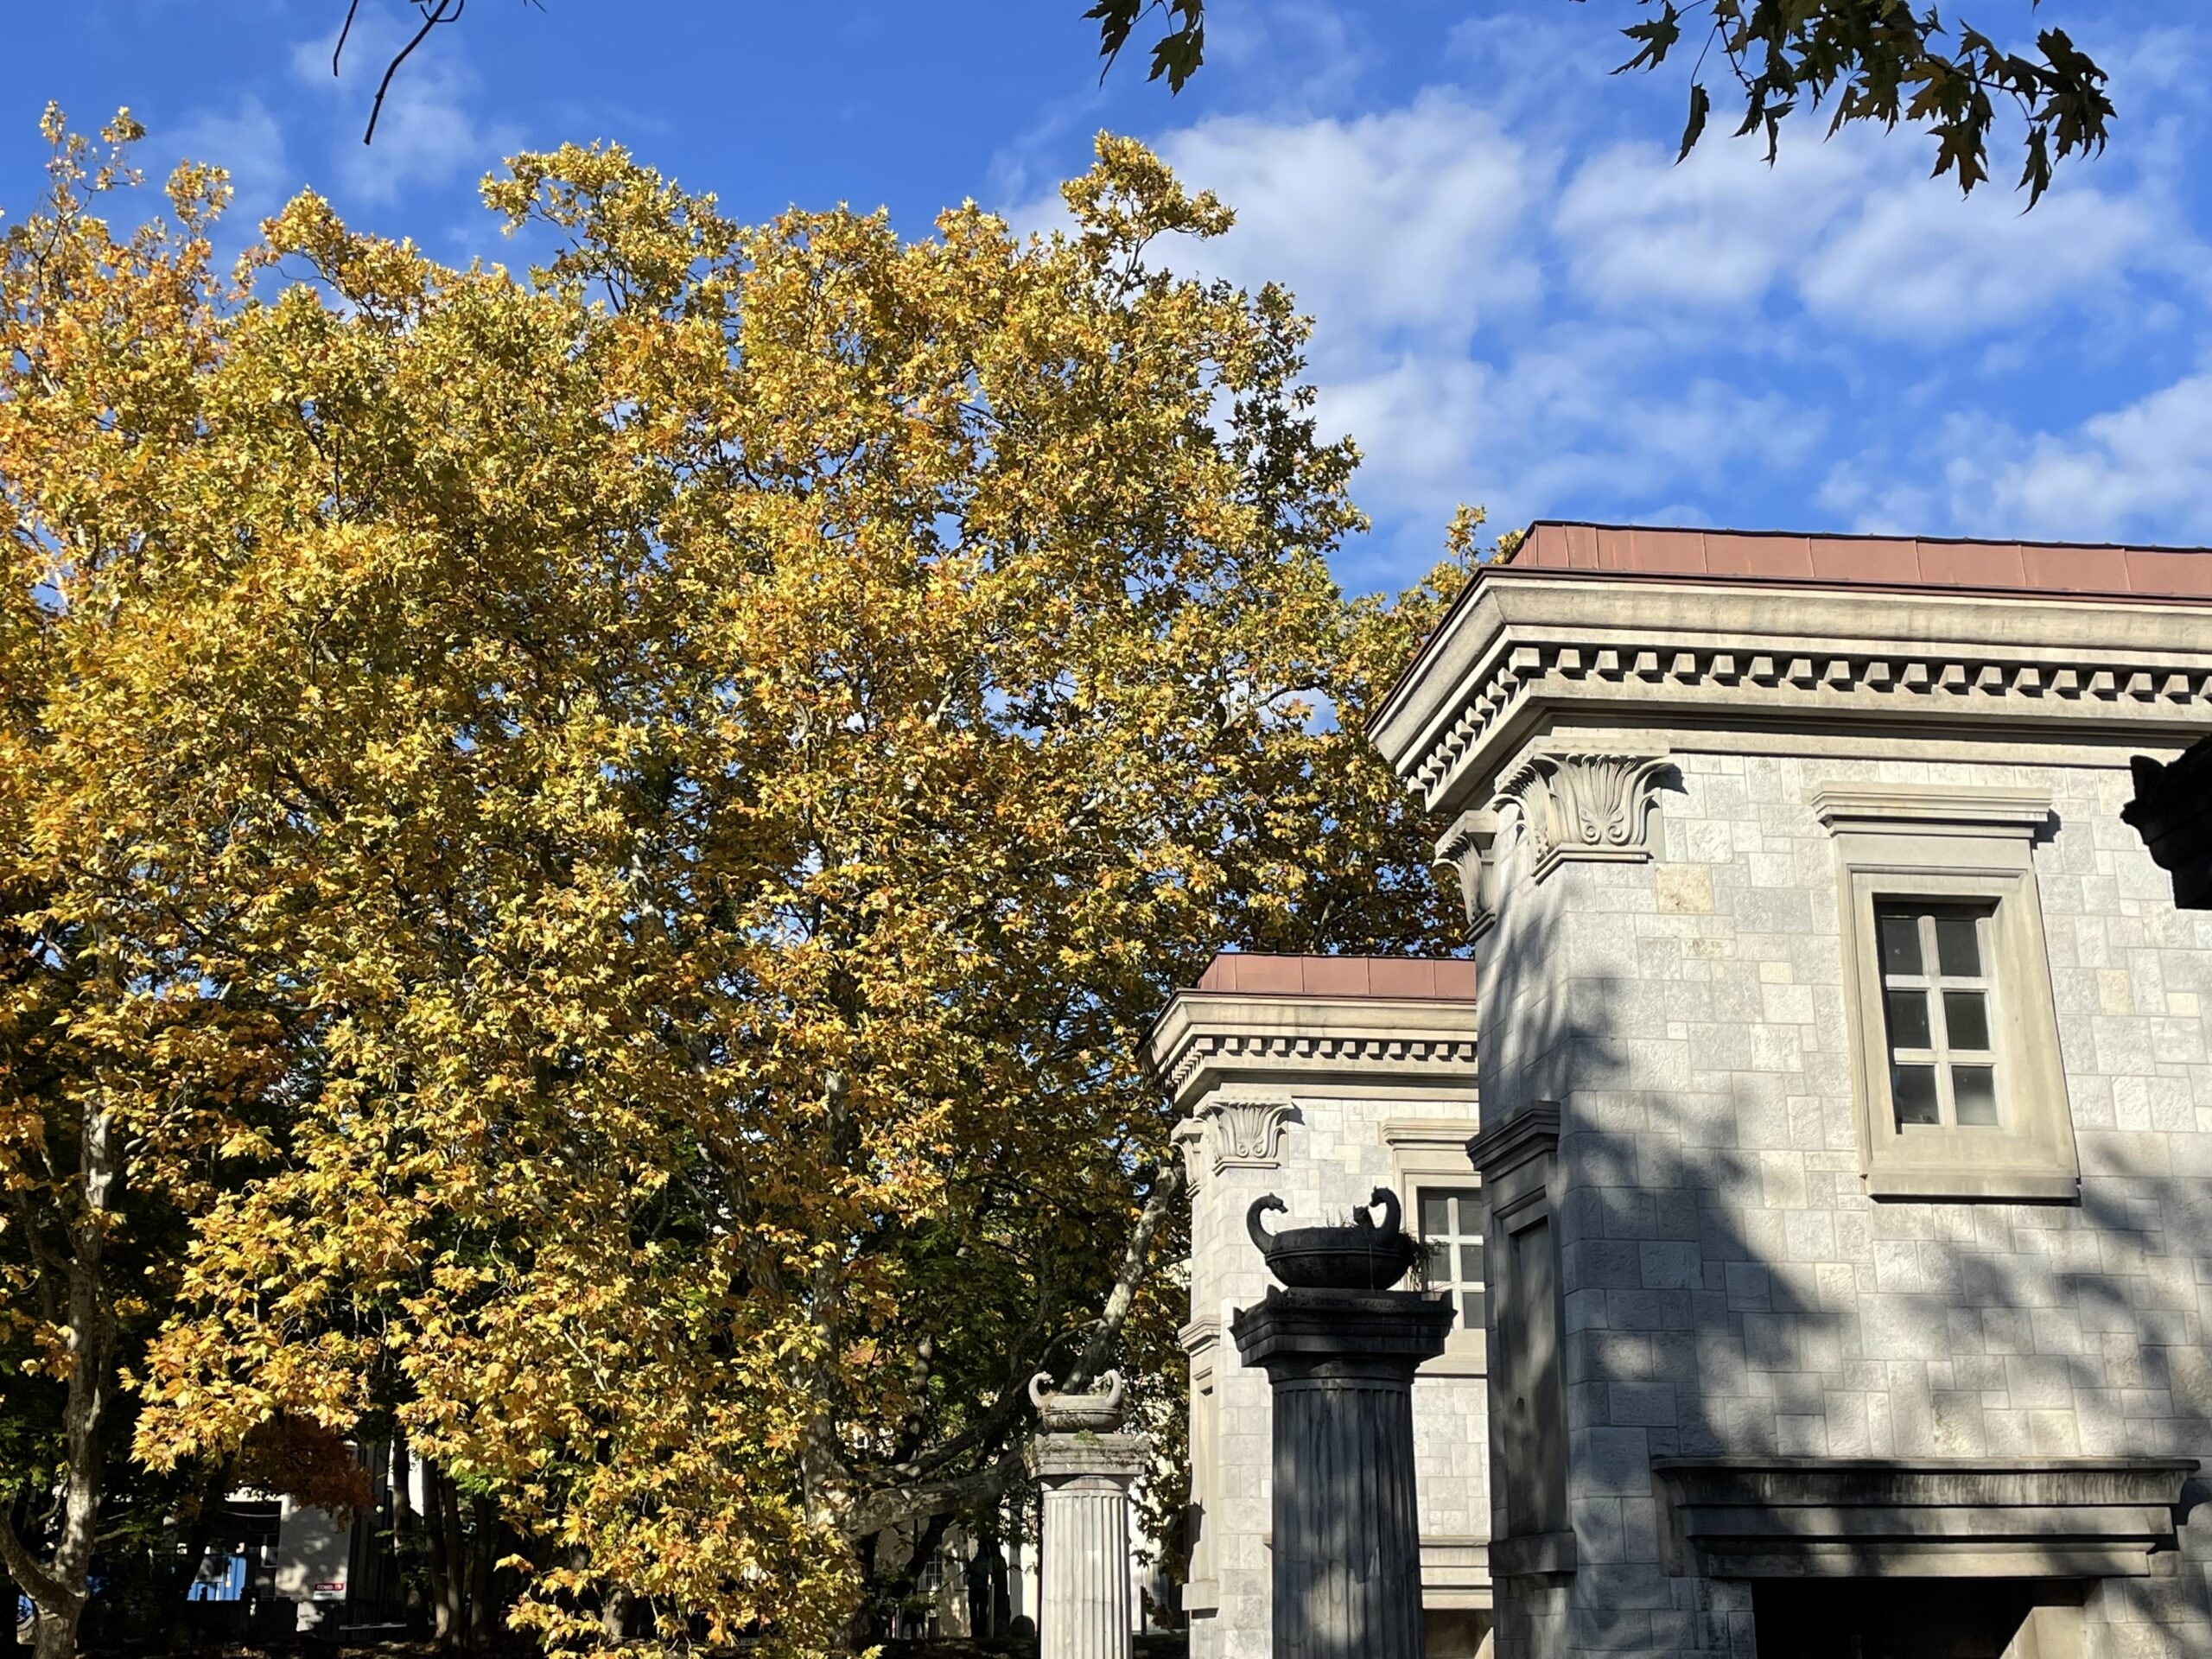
[1751, 1580, 2087, 1659]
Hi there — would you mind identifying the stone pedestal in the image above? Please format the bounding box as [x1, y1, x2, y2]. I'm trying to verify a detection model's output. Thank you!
[1231, 1287, 1454, 1659]
[1025, 1431, 1147, 1659]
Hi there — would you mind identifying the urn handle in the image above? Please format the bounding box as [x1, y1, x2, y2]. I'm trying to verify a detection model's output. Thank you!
[1028, 1370, 1053, 1410]
[1364, 1185, 1402, 1237]
[1246, 1194, 1287, 1255]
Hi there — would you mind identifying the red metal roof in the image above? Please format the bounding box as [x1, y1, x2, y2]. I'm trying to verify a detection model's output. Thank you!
[1193, 953, 1476, 1001]
[1505, 522, 2212, 600]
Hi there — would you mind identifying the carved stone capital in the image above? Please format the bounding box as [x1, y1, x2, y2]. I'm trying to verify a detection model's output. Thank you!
[1198, 1090, 1302, 1171]
[1433, 809, 1501, 939]
[1492, 748, 1671, 880]
[1171, 1116, 1210, 1193]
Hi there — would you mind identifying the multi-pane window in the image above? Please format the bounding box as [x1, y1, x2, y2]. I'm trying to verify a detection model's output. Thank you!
[1417, 1186, 1485, 1332]
[1877, 900, 2001, 1131]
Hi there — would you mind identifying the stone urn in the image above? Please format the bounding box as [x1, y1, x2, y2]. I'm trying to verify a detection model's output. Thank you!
[1247, 1186, 1422, 1291]
[1028, 1369, 1128, 1433]
[2125, 734, 2212, 911]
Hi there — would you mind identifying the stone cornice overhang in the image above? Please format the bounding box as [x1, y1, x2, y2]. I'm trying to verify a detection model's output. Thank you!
[1140, 990, 1478, 1114]
[1651, 1456, 2200, 1580]
[1370, 568, 2212, 818]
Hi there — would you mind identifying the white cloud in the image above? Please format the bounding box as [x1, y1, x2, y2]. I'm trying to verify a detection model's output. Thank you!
[1557, 130, 2183, 338]
[1147, 91, 1544, 364]
[1967, 371, 2212, 541]
[1556, 138, 1861, 312]
[1820, 364, 2212, 545]
[1799, 168, 2172, 338]
[1034, 7, 2212, 572]
[1204, 0, 1376, 111]
[290, 15, 518, 208]
[172, 95, 296, 229]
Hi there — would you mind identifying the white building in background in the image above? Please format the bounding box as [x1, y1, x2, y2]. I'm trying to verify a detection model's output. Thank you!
[1160, 524, 2212, 1659]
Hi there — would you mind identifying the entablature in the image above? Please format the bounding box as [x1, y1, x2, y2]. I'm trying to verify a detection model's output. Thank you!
[1372, 571, 2212, 817]
[1141, 989, 1478, 1115]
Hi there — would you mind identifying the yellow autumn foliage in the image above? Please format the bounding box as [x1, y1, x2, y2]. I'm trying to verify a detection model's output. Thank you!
[1, 109, 1468, 1654]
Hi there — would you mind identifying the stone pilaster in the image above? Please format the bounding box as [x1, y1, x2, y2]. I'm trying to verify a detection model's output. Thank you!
[1231, 1288, 1454, 1659]
[1025, 1432, 1147, 1659]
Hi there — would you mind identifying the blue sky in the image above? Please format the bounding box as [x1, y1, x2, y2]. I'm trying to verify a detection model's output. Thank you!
[8, 2, 2210, 594]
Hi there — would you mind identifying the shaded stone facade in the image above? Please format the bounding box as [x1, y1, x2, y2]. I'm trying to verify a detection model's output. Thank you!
[1372, 525, 2212, 1659]
[1161, 524, 2212, 1659]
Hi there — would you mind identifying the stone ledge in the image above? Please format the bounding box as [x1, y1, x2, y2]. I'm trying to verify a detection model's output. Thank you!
[1024, 1431, 1148, 1482]
[1652, 1456, 2200, 1580]
[1417, 1535, 1493, 1599]
[1465, 1103, 1561, 1183]
[1810, 783, 2054, 838]
[1230, 1287, 1455, 1368]
[1487, 1530, 1577, 1579]
[1141, 990, 1478, 1112]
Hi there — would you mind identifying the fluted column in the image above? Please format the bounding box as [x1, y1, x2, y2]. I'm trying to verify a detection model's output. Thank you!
[1026, 1432, 1147, 1659]
[1232, 1288, 1454, 1659]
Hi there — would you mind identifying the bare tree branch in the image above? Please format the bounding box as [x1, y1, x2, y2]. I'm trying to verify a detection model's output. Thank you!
[331, 0, 468, 146]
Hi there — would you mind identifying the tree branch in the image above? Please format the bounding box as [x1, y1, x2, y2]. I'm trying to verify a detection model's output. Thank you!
[1060, 1155, 1184, 1396]
[0, 1508, 70, 1622]
[838, 1447, 1027, 1546]
[843, 1154, 1187, 1542]
[336, 0, 467, 146]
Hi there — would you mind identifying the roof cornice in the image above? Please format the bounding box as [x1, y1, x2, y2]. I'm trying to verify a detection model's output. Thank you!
[1140, 989, 1478, 1114]
[1371, 569, 2212, 817]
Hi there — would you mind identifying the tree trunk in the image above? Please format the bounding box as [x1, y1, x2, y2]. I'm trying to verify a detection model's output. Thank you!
[0, 1105, 123, 1659]
[467, 1493, 496, 1649]
[2, 1501, 26, 1659]
[438, 1467, 467, 1648]
[392, 1434, 429, 1638]
[421, 1459, 466, 1649]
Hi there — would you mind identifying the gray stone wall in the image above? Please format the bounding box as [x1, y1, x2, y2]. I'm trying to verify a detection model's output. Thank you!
[1184, 1084, 1489, 1659]
[1476, 745, 2212, 1659]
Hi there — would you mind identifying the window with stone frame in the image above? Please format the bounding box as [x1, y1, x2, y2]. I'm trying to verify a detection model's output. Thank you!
[1875, 900, 2003, 1131]
[1814, 784, 2078, 1203]
[1382, 1122, 1485, 1373]
[1415, 1186, 1486, 1335]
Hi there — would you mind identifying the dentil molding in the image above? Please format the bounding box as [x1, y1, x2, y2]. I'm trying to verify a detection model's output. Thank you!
[1369, 573, 2212, 816]
[1140, 992, 1480, 1113]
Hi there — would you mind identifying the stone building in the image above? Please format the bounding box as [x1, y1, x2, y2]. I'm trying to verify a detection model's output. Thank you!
[1162, 524, 2212, 1659]
[1145, 953, 1492, 1659]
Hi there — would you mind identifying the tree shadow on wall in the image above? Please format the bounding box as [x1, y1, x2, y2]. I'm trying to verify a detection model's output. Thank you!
[1473, 835, 2212, 1658]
